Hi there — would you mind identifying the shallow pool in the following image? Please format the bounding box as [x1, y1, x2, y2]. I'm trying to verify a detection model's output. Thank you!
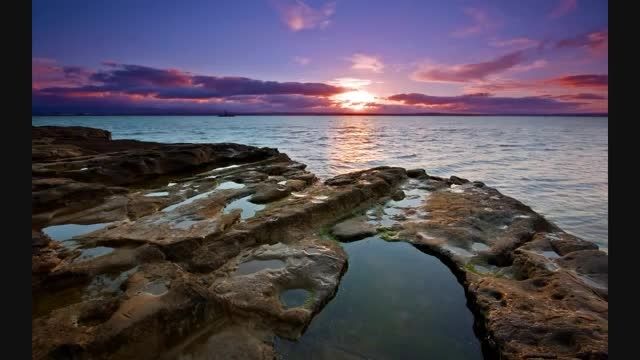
[275, 236, 483, 359]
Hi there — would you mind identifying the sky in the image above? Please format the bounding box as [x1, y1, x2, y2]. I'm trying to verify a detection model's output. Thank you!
[32, 0, 608, 114]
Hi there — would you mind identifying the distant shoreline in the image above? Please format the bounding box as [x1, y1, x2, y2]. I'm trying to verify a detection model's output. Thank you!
[32, 112, 608, 117]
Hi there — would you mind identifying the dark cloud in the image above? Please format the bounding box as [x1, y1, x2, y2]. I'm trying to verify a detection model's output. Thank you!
[546, 74, 608, 88]
[549, 93, 607, 101]
[467, 74, 608, 93]
[32, 59, 605, 114]
[37, 62, 346, 100]
[412, 51, 525, 83]
[89, 64, 191, 88]
[555, 30, 608, 52]
[32, 58, 93, 88]
[387, 92, 585, 113]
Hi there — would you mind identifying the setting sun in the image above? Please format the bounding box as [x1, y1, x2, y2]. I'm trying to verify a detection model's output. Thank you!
[332, 90, 377, 111]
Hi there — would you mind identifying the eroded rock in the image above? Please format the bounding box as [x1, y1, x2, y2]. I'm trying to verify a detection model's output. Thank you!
[392, 176, 608, 359]
[330, 217, 377, 242]
[31, 126, 607, 360]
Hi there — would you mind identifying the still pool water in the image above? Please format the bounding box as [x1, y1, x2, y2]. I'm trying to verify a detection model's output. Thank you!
[223, 195, 266, 219]
[275, 237, 483, 360]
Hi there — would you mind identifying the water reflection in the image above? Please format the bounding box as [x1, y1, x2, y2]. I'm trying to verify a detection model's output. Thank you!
[326, 116, 390, 175]
[275, 237, 483, 359]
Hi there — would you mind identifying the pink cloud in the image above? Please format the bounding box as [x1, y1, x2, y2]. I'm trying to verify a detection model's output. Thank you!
[451, 8, 495, 38]
[327, 78, 372, 89]
[466, 74, 608, 94]
[546, 74, 608, 88]
[556, 29, 608, 55]
[272, 0, 336, 31]
[32, 58, 92, 89]
[510, 59, 548, 72]
[412, 51, 525, 83]
[348, 53, 384, 73]
[293, 56, 311, 65]
[387, 92, 596, 114]
[549, 0, 578, 19]
[464, 79, 536, 93]
[549, 93, 607, 100]
[33, 59, 608, 115]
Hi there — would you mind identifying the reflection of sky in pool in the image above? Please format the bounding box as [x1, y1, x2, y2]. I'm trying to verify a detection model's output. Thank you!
[223, 195, 265, 220]
[42, 223, 110, 241]
[276, 237, 483, 360]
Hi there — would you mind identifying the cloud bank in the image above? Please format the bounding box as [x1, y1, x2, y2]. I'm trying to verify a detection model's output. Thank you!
[32, 59, 606, 114]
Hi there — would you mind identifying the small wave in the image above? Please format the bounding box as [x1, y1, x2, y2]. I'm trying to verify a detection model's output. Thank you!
[397, 154, 418, 159]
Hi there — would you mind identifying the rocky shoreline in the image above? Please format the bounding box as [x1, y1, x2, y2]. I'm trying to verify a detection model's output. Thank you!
[32, 126, 608, 359]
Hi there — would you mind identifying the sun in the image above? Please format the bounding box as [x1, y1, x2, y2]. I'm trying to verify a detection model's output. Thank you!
[332, 90, 377, 111]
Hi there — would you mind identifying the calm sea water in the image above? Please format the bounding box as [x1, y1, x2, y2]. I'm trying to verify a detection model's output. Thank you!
[32, 115, 608, 249]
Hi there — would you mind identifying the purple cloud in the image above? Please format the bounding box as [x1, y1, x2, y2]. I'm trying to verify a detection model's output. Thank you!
[32, 58, 92, 88]
[547, 74, 608, 88]
[466, 74, 608, 93]
[412, 51, 525, 83]
[549, 0, 578, 19]
[37, 63, 346, 99]
[548, 93, 607, 100]
[451, 8, 496, 38]
[32, 59, 606, 115]
[32, 61, 348, 113]
[271, 0, 336, 31]
[556, 29, 608, 54]
[489, 37, 540, 49]
[387, 92, 587, 114]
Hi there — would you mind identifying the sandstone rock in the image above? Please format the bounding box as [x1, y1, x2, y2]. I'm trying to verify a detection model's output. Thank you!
[250, 184, 291, 204]
[330, 217, 377, 241]
[290, 173, 316, 184]
[393, 175, 608, 358]
[550, 232, 599, 255]
[31, 126, 607, 360]
[285, 179, 307, 191]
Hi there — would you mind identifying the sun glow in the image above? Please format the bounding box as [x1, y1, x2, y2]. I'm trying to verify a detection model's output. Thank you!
[332, 90, 377, 111]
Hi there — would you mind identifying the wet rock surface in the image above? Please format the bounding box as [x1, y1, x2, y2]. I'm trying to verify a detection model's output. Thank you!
[32, 126, 607, 359]
[395, 178, 608, 359]
[330, 217, 377, 242]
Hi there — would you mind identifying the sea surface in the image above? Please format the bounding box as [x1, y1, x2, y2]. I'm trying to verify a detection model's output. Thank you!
[32, 115, 608, 249]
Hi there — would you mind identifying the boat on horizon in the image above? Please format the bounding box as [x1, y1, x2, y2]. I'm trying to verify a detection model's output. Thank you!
[218, 110, 236, 117]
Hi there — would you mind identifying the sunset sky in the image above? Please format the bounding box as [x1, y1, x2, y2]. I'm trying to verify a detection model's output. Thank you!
[32, 0, 608, 114]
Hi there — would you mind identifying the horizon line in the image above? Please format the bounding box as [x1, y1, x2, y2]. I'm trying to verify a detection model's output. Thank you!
[32, 112, 608, 117]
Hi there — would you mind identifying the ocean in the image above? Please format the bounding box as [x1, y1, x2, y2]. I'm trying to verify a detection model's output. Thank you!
[32, 115, 608, 250]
